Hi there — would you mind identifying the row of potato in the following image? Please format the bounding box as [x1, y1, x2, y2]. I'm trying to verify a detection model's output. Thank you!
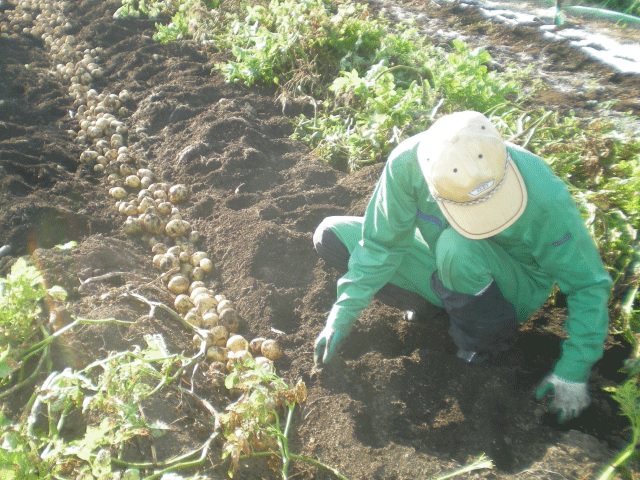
[1, 0, 284, 378]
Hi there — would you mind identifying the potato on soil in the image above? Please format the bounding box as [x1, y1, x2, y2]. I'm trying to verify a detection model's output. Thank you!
[255, 356, 275, 371]
[202, 311, 219, 328]
[261, 339, 283, 361]
[209, 368, 227, 388]
[249, 337, 265, 355]
[206, 346, 228, 363]
[209, 325, 229, 346]
[216, 298, 234, 313]
[174, 294, 193, 314]
[219, 308, 240, 332]
[227, 334, 249, 352]
[167, 274, 190, 294]
[184, 310, 203, 328]
[168, 184, 189, 204]
[190, 286, 213, 301]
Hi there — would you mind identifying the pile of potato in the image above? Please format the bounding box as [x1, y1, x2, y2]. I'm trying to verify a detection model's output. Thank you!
[0, 0, 284, 385]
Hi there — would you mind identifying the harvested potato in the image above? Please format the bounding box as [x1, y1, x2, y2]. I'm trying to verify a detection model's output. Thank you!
[189, 281, 206, 294]
[261, 339, 283, 361]
[184, 310, 203, 328]
[202, 312, 219, 328]
[206, 346, 228, 363]
[174, 294, 193, 314]
[255, 356, 274, 371]
[167, 274, 190, 294]
[219, 308, 240, 333]
[216, 299, 234, 314]
[249, 337, 265, 356]
[227, 334, 249, 352]
[209, 325, 229, 346]
[168, 184, 189, 204]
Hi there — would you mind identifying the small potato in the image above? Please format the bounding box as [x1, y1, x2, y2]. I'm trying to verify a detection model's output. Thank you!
[185, 311, 203, 328]
[123, 217, 143, 235]
[202, 312, 219, 328]
[216, 299, 234, 314]
[138, 197, 155, 214]
[167, 275, 190, 295]
[123, 204, 138, 217]
[174, 294, 193, 314]
[249, 337, 266, 356]
[228, 349, 252, 363]
[194, 293, 217, 314]
[165, 219, 191, 238]
[255, 356, 275, 372]
[209, 325, 229, 347]
[168, 184, 190, 204]
[261, 339, 283, 361]
[180, 263, 194, 277]
[158, 254, 179, 272]
[190, 251, 208, 267]
[206, 346, 228, 363]
[191, 266, 205, 281]
[152, 243, 168, 255]
[142, 213, 164, 235]
[155, 200, 173, 217]
[190, 286, 213, 301]
[137, 168, 154, 179]
[199, 258, 214, 273]
[219, 308, 240, 333]
[189, 281, 206, 294]
[226, 334, 249, 353]
[124, 175, 141, 189]
[109, 186, 127, 200]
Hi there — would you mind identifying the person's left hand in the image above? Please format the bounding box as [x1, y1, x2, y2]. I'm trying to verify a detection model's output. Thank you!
[535, 373, 590, 423]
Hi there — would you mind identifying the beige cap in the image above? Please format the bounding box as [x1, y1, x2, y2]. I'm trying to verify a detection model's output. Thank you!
[417, 111, 527, 239]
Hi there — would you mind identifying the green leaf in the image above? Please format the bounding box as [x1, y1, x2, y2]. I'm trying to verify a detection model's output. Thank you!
[55, 241, 78, 251]
[47, 285, 68, 302]
[92, 449, 112, 478]
[144, 333, 169, 359]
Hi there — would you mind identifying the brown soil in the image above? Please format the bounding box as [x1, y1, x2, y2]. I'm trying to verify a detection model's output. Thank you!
[1, 0, 639, 478]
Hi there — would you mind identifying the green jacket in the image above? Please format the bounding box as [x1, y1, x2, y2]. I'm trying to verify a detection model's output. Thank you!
[328, 138, 612, 382]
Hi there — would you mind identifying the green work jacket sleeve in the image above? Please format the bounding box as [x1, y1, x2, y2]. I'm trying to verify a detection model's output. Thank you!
[513, 146, 612, 382]
[326, 149, 422, 335]
[532, 212, 611, 382]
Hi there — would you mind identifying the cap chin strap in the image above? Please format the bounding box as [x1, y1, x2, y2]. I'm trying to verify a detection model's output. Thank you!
[432, 153, 511, 206]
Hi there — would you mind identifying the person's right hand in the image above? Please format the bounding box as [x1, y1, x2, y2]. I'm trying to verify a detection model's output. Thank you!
[314, 325, 346, 367]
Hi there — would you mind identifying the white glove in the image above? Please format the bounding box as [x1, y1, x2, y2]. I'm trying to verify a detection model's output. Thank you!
[535, 373, 590, 423]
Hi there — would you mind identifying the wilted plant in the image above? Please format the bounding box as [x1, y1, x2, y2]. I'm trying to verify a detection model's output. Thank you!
[598, 360, 640, 479]
[0, 257, 66, 395]
[0, 334, 210, 479]
[220, 357, 351, 479]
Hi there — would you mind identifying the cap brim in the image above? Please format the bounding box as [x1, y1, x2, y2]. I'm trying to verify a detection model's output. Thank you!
[436, 158, 527, 239]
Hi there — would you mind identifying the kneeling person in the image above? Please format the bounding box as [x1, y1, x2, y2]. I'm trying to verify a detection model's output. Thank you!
[312, 111, 612, 424]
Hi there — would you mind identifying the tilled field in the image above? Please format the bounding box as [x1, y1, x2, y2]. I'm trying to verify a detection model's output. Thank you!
[1, 0, 639, 478]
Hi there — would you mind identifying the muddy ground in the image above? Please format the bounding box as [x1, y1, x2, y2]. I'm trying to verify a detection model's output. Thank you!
[1, 0, 640, 478]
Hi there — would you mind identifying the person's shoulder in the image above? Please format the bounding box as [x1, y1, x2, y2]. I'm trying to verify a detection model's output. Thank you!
[507, 143, 573, 207]
[387, 132, 425, 170]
